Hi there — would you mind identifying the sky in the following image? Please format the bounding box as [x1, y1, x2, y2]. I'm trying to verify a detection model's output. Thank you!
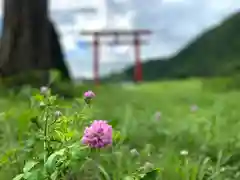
[0, 0, 240, 79]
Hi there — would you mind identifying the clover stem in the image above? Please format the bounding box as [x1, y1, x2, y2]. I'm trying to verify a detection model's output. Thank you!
[43, 109, 49, 164]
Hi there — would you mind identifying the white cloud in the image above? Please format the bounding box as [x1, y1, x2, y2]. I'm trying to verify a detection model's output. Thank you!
[50, 0, 108, 42]
[50, 0, 101, 11]
[76, 17, 106, 31]
[50, 0, 110, 78]
[109, 11, 134, 29]
[162, 0, 187, 3]
[106, 12, 135, 54]
[0, 0, 2, 17]
[60, 35, 78, 52]
[112, 0, 129, 3]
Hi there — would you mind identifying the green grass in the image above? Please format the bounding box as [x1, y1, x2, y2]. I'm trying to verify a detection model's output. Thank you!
[1, 79, 240, 179]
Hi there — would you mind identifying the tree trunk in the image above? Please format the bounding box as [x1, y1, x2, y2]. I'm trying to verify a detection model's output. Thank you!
[0, 0, 71, 85]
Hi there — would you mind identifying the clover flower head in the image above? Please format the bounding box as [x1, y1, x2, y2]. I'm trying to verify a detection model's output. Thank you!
[84, 90, 95, 99]
[130, 148, 139, 157]
[155, 111, 161, 120]
[82, 120, 112, 148]
[180, 150, 188, 156]
[55, 111, 62, 118]
[190, 104, 198, 112]
[40, 86, 48, 95]
[143, 162, 154, 171]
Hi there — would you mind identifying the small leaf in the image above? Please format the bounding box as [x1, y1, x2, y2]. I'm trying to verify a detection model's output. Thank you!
[140, 168, 160, 180]
[0, 148, 18, 165]
[97, 164, 111, 180]
[54, 130, 65, 141]
[45, 148, 65, 172]
[71, 145, 88, 160]
[50, 170, 59, 180]
[33, 94, 44, 102]
[23, 172, 32, 179]
[123, 176, 135, 180]
[23, 170, 41, 180]
[13, 174, 24, 180]
[23, 160, 38, 173]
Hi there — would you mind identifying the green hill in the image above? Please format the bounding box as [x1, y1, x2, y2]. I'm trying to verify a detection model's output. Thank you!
[107, 11, 240, 81]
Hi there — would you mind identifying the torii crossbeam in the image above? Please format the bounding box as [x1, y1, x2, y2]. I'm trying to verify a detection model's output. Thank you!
[80, 29, 152, 85]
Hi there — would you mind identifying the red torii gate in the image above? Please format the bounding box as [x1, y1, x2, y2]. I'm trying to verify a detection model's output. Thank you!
[80, 29, 152, 85]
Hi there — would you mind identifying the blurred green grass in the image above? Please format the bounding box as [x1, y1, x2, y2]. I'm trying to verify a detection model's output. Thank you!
[1, 78, 240, 179]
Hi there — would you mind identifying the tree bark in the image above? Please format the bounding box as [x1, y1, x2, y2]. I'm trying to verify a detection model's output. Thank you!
[0, 0, 71, 84]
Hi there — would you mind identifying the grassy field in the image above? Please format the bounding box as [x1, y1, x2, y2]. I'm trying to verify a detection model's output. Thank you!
[1, 79, 240, 179]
